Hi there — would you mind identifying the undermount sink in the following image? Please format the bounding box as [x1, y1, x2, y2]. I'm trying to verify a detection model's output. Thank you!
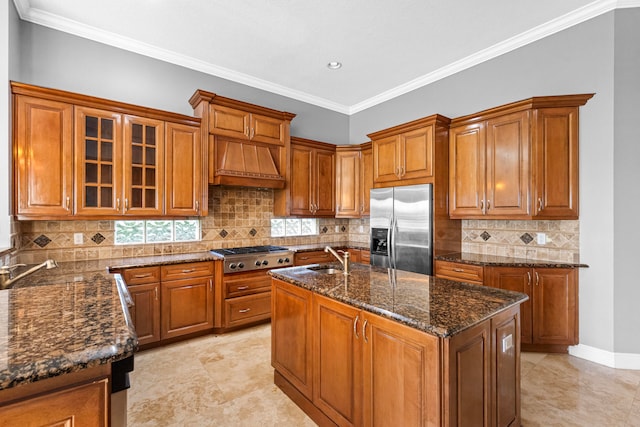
[307, 266, 343, 275]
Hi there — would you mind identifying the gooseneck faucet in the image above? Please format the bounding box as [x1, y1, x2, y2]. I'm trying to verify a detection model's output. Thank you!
[0, 259, 59, 289]
[324, 246, 350, 275]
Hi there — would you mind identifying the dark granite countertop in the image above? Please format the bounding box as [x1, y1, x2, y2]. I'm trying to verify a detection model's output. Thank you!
[287, 242, 370, 253]
[434, 252, 588, 268]
[269, 262, 528, 338]
[106, 251, 221, 272]
[0, 261, 137, 391]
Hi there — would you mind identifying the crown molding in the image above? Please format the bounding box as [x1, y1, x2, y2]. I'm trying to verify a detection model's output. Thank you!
[13, 0, 640, 115]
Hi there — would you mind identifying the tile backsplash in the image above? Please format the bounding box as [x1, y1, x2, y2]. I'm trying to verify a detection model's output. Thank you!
[6, 188, 578, 265]
[12, 187, 371, 265]
[462, 219, 580, 263]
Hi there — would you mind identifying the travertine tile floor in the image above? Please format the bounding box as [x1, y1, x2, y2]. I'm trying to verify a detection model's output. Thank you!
[128, 324, 640, 426]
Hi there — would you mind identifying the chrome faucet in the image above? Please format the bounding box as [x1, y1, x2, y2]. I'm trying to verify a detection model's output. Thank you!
[0, 259, 59, 290]
[324, 246, 350, 275]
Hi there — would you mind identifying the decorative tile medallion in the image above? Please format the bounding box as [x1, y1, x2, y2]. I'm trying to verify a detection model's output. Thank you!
[321, 226, 328, 234]
[91, 233, 105, 245]
[33, 235, 51, 248]
[341, 226, 347, 232]
[249, 228, 257, 236]
[480, 231, 491, 241]
[520, 233, 534, 244]
[219, 229, 228, 238]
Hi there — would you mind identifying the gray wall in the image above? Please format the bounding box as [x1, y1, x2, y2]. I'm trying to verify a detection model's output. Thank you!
[352, 12, 619, 353]
[613, 8, 640, 354]
[16, 20, 350, 144]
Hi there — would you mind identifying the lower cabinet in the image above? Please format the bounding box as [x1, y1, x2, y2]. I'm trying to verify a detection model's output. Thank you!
[272, 278, 521, 427]
[122, 261, 214, 347]
[294, 250, 334, 266]
[223, 270, 272, 329]
[486, 266, 577, 349]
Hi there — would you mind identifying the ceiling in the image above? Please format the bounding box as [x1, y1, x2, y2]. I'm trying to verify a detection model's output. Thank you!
[12, 0, 634, 114]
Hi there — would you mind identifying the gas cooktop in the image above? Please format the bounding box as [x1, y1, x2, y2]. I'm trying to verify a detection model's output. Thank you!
[210, 245, 290, 256]
[210, 245, 294, 273]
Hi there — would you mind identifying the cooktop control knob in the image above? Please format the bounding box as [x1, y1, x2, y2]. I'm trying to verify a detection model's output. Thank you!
[255, 260, 261, 267]
[237, 262, 245, 269]
[229, 263, 237, 270]
[277, 258, 284, 264]
[262, 260, 269, 266]
[284, 257, 290, 263]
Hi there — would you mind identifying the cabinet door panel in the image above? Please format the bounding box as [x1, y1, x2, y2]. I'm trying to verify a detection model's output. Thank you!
[336, 150, 361, 218]
[74, 106, 122, 215]
[290, 145, 314, 215]
[165, 122, 202, 216]
[361, 147, 373, 216]
[363, 313, 441, 427]
[123, 115, 164, 215]
[314, 149, 335, 216]
[209, 104, 249, 139]
[271, 279, 313, 399]
[129, 283, 161, 345]
[161, 276, 213, 339]
[533, 107, 579, 219]
[492, 307, 520, 427]
[449, 123, 485, 217]
[313, 295, 362, 427]
[372, 135, 399, 184]
[401, 125, 433, 180]
[486, 111, 530, 217]
[487, 267, 532, 344]
[533, 268, 577, 345]
[15, 96, 73, 217]
[251, 113, 285, 145]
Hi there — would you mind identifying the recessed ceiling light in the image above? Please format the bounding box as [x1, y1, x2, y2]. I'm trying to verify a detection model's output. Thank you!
[327, 61, 342, 70]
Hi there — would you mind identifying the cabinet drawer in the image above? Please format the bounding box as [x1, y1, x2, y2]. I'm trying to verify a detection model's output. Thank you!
[161, 261, 214, 280]
[435, 261, 484, 285]
[360, 250, 371, 264]
[225, 293, 271, 327]
[225, 270, 271, 298]
[294, 250, 338, 266]
[122, 266, 161, 285]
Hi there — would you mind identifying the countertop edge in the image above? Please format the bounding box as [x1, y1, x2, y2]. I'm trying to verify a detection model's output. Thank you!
[434, 252, 588, 268]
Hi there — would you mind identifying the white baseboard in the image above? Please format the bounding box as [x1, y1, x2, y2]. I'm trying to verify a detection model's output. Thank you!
[568, 344, 640, 370]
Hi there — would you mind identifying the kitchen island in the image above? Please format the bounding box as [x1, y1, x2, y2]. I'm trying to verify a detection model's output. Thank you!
[270, 262, 528, 427]
[0, 261, 137, 426]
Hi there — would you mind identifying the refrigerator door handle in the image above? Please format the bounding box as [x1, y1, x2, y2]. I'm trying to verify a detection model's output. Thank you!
[386, 219, 393, 267]
[391, 216, 398, 270]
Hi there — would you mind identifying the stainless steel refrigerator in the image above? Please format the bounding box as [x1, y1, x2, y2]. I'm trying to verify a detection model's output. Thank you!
[370, 184, 433, 275]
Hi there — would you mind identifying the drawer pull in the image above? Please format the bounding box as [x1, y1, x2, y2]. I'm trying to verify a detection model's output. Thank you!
[181, 269, 196, 273]
[134, 273, 152, 278]
[237, 286, 249, 290]
[238, 308, 251, 313]
[452, 268, 465, 273]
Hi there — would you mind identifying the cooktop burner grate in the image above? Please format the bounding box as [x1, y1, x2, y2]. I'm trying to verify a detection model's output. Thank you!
[210, 245, 289, 256]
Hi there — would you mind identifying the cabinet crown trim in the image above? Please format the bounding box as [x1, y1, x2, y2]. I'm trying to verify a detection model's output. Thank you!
[291, 136, 337, 150]
[367, 114, 451, 140]
[189, 89, 296, 121]
[11, 81, 201, 126]
[450, 93, 595, 125]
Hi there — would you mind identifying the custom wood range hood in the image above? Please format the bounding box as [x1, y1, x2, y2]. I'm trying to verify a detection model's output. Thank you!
[190, 90, 296, 189]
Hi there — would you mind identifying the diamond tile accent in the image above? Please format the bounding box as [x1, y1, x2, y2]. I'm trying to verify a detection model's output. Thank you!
[249, 228, 257, 236]
[321, 226, 328, 234]
[480, 231, 491, 241]
[219, 229, 228, 238]
[33, 235, 51, 248]
[91, 233, 105, 245]
[520, 233, 534, 244]
[341, 226, 347, 232]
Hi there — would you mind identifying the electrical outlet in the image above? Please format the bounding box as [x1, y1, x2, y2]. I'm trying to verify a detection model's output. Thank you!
[74, 233, 83, 245]
[502, 334, 513, 352]
[536, 233, 546, 245]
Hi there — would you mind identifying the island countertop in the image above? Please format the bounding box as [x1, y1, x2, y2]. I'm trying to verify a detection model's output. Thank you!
[269, 262, 528, 338]
[0, 261, 137, 391]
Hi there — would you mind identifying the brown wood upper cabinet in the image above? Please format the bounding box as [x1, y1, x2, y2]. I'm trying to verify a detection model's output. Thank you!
[335, 142, 372, 218]
[189, 90, 296, 189]
[368, 115, 450, 188]
[12, 82, 206, 219]
[449, 94, 593, 220]
[275, 137, 335, 217]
